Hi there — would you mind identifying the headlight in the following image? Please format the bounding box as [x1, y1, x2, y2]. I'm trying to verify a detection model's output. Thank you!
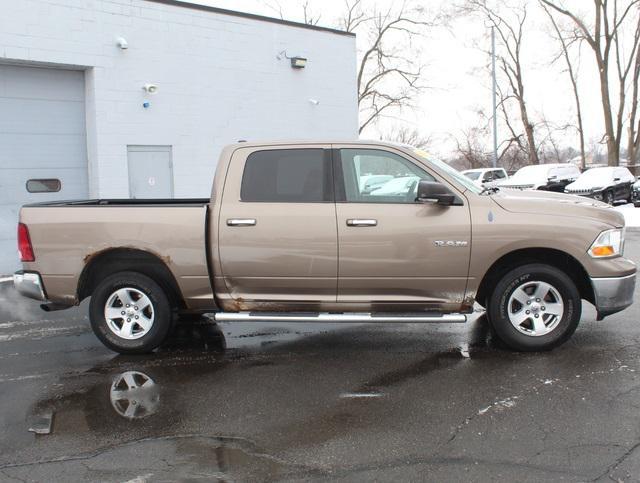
[589, 228, 624, 258]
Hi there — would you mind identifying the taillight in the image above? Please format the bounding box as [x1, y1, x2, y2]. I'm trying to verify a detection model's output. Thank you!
[17, 223, 35, 262]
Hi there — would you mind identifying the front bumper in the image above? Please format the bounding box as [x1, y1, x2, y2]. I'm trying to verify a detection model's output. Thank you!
[13, 271, 47, 301]
[591, 273, 636, 319]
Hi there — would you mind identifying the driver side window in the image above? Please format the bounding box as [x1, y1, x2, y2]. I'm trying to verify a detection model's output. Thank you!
[338, 149, 434, 203]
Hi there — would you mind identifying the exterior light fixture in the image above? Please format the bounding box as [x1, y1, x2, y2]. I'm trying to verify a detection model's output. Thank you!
[116, 37, 129, 50]
[290, 57, 307, 69]
[142, 83, 159, 94]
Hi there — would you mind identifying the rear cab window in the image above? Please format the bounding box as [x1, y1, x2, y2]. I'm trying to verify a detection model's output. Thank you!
[240, 149, 333, 202]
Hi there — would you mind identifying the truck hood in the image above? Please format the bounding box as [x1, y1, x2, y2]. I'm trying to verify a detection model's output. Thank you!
[491, 188, 625, 227]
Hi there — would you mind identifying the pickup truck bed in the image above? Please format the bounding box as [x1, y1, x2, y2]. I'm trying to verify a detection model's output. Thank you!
[19, 199, 215, 311]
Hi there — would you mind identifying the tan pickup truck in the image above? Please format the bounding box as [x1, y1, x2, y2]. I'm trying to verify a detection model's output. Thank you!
[13, 141, 637, 354]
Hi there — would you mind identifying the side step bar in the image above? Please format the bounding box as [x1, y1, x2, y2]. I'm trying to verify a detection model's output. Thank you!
[213, 312, 467, 323]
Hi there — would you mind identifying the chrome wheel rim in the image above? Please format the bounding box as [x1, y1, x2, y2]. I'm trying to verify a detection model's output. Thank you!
[507, 280, 564, 337]
[104, 288, 154, 340]
[110, 371, 159, 419]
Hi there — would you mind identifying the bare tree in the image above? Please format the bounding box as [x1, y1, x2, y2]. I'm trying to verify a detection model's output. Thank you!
[536, 115, 580, 163]
[265, 0, 320, 25]
[540, 2, 587, 169]
[540, 0, 640, 166]
[450, 107, 526, 171]
[629, 29, 640, 163]
[466, 0, 540, 164]
[381, 125, 432, 149]
[452, 125, 491, 169]
[265, 1, 437, 135]
[337, 0, 437, 134]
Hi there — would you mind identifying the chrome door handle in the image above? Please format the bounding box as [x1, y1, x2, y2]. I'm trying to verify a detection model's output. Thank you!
[346, 219, 377, 227]
[227, 218, 256, 226]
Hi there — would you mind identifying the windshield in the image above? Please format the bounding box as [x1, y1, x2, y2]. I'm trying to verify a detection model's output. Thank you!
[463, 171, 481, 180]
[411, 149, 483, 194]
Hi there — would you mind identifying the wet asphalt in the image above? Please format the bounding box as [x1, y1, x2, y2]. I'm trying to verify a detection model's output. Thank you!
[2, 236, 640, 481]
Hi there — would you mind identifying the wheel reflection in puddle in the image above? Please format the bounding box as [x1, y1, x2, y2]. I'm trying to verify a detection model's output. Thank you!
[110, 371, 160, 419]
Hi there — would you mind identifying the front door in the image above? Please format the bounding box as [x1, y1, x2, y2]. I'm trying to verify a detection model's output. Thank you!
[217, 146, 337, 306]
[334, 146, 471, 311]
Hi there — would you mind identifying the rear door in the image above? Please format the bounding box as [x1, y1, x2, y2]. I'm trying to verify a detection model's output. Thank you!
[614, 168, 633, 201]
[217, 145, 337, 305]
[333, 145, 471, 311]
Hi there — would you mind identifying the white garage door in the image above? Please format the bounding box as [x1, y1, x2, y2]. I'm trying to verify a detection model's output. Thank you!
[0, 64, 88, 274]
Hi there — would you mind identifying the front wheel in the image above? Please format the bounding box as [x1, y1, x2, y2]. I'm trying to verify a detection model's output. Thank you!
[89, 271, 174, 354]
[487, 264, 581, 351]
[604, 190, 614, 205]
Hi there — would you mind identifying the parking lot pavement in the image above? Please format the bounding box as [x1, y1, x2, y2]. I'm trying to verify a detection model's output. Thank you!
[2, 237, 640, 482]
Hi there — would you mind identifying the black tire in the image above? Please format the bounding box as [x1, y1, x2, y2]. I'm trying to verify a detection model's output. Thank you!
[487, 264, 581, 352]
[634, 202, 640, 208]
[604, 190, 614, 205]
[89, 271, 174, 354]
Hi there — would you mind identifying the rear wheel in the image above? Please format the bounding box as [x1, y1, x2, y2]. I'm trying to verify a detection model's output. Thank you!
[89, 271, 174, 354]
[487, 264, 581, 351]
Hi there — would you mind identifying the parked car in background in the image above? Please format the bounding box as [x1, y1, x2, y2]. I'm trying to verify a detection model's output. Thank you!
[359, 174, 393, 194]
[632, 178, 640, 207]
[565, 167, 634, 205]
[370, 176, 420, 196]
[462, 168, 508, 187]
[498, 163, 580, 192]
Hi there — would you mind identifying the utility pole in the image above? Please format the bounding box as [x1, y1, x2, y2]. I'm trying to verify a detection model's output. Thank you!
[491, 26, 498, 168]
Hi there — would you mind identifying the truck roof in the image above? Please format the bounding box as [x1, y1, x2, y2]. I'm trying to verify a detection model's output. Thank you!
[224, 139, 413, 150]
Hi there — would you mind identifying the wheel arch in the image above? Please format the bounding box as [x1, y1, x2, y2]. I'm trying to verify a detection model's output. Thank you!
[475, 248, 594, 308]
[77, 248, 185, 309]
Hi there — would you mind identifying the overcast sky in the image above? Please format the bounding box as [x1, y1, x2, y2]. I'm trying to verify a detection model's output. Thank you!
[196, 0, 606, 157]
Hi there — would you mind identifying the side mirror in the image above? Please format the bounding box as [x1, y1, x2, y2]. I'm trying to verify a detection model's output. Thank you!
[548, 175, 558, 181]
[416, 180, 459, 206]
[614, 177, 621, 182]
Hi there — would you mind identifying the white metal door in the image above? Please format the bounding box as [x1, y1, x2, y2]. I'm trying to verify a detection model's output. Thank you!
[0, 64, 88, 274]
[127, 145, 173, 199]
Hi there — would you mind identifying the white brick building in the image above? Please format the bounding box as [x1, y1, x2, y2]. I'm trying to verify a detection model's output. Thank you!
[0, 0, 358, 273]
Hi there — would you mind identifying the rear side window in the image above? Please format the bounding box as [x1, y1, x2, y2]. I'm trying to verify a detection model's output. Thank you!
[241, 149, 332, 202]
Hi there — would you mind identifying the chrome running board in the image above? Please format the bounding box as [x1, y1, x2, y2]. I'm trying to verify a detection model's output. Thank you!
[213, 312, 467, 323]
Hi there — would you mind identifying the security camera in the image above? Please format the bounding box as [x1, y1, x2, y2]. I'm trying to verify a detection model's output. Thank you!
[116, 37, 128, 50]
[142, 84, 159, 94]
